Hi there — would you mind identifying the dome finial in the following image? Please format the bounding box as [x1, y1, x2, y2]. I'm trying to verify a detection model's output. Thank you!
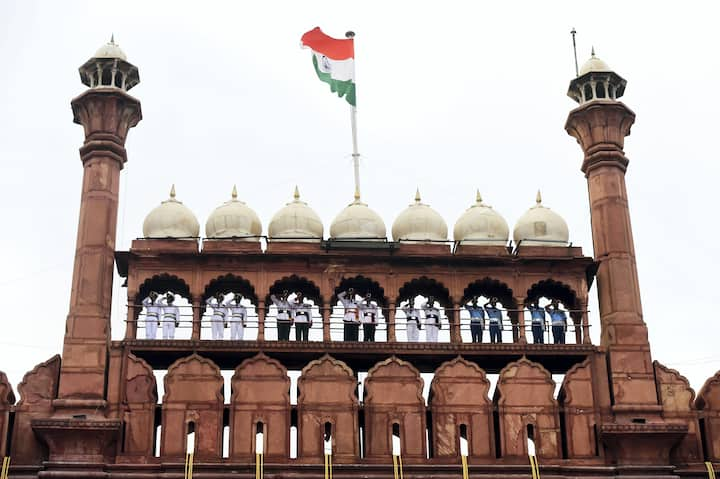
[591, 46, 595, 57]
[536, 190, 542, 205]
[170, 184, 176, 199]
[231, 185, 238, 199]
[354, 185, 361, 201]
[415, 187, 421, 203]
[110, 33, 115, 44]
[294, 185, 300, 200]
[476, 189, 482, 203]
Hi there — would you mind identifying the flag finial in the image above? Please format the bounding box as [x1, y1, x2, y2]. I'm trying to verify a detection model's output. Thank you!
[170, 184, 176, 199]
[110, 33, 115, 44]
[591, 46, 595, 57]
[415, 187, 421, 203]
[536, 190, 542, 204]
[294, 185, 300, 200]
[345, 31, 355, 39]
[476, 189, 482, 203]
[231, 185, 237, 199]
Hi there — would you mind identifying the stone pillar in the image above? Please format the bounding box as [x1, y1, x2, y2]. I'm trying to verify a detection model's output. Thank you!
[57, 88, 142, 404]
[579, 297, 591, 344]
[450, 303, 461, 343]
[191, 299, 201, 340]
[386, 302, 396, 342]
[566, 100, 660, 418]
[321, 303, 331, 342]
[257, 300, 266, 341]
[514, 298, 527, 344]
[125, 295, 137, 339]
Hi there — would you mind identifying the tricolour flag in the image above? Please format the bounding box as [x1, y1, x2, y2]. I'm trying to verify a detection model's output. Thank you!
[301, 27, 356, 106]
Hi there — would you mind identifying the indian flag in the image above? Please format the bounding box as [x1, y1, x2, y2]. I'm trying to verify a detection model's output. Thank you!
[301, 27, 356, 106]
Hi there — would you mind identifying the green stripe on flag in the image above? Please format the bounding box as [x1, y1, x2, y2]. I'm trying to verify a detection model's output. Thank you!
[312, 55, 356, 106]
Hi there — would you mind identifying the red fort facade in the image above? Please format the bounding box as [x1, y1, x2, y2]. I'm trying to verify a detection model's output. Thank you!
[0, 40, 718, 479]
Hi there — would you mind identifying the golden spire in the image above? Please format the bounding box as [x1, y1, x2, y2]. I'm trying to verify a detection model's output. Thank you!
[231, 184, 238, 199]
[536, 189, 542, 204]
[170, 184, 176, 199]
[294, 185, 300, 200]
[415, 187, 421, 203]
[354, 184, 361, 201]
[476, 189, 482, 203]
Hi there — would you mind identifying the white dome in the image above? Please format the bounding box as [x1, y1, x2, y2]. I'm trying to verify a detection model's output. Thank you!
[330, 193, 386, 240]
[268, 187, 324, 241]
[143, 185, 200, 239]
[205, 186, 262, 240]
[513, 191, 569, 247]
[453, 191, 509, 245]
[392, 189, 447, 242]
[94, 36, 127, 61]
[578, 49, 611, 76]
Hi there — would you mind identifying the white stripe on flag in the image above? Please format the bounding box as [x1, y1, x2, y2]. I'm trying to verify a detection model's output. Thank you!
[313, 52, 355, 82]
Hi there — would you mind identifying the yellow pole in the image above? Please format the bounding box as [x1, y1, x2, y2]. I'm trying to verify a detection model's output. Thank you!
[1, 456, 9, 479]
[392, 455, 398, 479]
[528, 455, 540, 479]
[461, 454, 469, 479]
[188, 453, 194, 479]
[398, 455, 404, 479]
[706, 462, 716, 479]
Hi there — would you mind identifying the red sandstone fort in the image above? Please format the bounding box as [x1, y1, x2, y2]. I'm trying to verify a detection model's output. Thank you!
[0, 38, 718, 479]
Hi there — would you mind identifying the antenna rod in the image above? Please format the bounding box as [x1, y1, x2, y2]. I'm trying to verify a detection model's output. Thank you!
[571, 28, 579, 77]
[346, 30, 361, 200]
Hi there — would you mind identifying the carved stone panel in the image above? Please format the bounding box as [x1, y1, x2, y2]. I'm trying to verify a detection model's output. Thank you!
[558, 359, 598, 459]
[11, 355, 60, 464]
[230, 353, 290, 462]
[121, 354, 157, 460]
[298, 355, 358, 463]
[695, 369, 720, 461]
[496, 357, 560, 460]
[0, 371, 15, 456]
[430, 357, 493, 461]
[364, 357, 425, 462]
[161, 354, 224, 460]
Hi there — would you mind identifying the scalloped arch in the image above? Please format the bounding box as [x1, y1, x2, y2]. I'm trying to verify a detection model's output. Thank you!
[266, 274, 323, 305]
[332, 275, 388, 307]
[462, 277, 515, 306]
[137, 273, 192, 302]
[525, 278, 579, 309]
[203, 273, 258, 304]
[397, 276, 452, 307]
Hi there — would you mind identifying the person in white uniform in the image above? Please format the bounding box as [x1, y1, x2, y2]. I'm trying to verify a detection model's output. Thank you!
[206, 292, 228, 340]
[270, 290, 293, 341]
[142, 291, 162, 339]
[226, 292, 247, 340]
[292, 291, 312, 341]
[338, 288, 360, 341]
[422, 296, 441, 343]
[359, 293, 378, 342]
[160, 293, 179, 340]
[401, 299, 421, 342]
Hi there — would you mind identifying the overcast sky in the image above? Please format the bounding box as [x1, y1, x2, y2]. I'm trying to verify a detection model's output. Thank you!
[0, 1, 718, 395]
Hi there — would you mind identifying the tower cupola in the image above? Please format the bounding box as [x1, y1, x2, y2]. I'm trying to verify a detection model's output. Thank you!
[567, 48, 626, 104]
[78, 35, 140, 91]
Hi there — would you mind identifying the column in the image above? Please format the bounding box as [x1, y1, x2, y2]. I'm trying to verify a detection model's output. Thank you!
[579, 298, 591, 344]
[125, 295, 137, 339]
[450, 303, 461, 344]
[191, 299, 201, 340]
[322, 302, 331, 342]
[514, 298, 527, 344]
[386, 302, 397, 342]
[257, 300, 266, 341]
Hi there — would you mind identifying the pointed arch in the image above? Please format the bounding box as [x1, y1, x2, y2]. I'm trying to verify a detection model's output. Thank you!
[266, 274, 323, 305]
[332, 275, 387, 307]
[397, 276, 452, 307]
[203, 273, 258, 304]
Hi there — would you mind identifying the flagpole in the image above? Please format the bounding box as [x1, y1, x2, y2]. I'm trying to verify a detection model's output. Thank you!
[346, 30, 361, 199]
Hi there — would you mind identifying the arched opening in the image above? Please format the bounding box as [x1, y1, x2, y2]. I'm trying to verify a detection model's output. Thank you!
[596, 81, 606, 98]
[324, 422, 333, 455]
[459, 423, 469, 456]
[266, 275, 322, 341]
[255, 421, 265, 454]
[583, 83, 593, 101]
[203, 274, 259, 340]
[391, 422, 401, 456]
[462, 278, 516, 344]
[396, 277, 452, 343]
[136, 274, 193, 340]
[114, 71, 124, 88]
[525, 279, 580, 344]
[527, 423, 536, 456]
[332, 276, 387, 342]
[101, 66, 112, 86]
[186, 421, 196, 455]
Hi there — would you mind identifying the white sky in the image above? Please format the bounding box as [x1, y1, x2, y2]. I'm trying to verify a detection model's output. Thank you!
[0, 1, 718, 395]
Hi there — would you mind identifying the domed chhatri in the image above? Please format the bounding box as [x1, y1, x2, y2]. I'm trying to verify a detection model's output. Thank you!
[567, 48, 626, 105]
[143, 185, 200, 239]
[78, 35, 140, 91]
[513, 191, 569, 247]
[205, 185, 262, 240]
[453, 190, 509, 245]
[268, 186, 324, 242]
[392, 189, 448, 242]
[329, 189, 386, 240]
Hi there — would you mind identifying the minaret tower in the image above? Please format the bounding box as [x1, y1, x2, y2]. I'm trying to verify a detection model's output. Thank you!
[564, 51, 661, 419]
[56, 37, 142, 407]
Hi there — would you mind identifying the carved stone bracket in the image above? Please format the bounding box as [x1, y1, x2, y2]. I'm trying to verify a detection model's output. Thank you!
[31, 418, 122, 462]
